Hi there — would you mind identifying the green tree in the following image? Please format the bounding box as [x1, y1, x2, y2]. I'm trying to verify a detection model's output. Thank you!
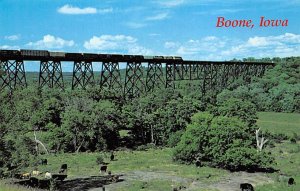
[174, 112, 274, 171]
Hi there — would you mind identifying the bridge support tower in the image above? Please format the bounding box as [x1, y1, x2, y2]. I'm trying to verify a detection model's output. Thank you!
[39, 60, 64, 89]
[72, 61, 94, 89]
[0, 60, 26, 91]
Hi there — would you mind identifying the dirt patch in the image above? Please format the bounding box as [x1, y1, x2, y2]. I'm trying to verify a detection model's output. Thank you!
[195, 171, 273, 191]
[90, 170, 273, 191]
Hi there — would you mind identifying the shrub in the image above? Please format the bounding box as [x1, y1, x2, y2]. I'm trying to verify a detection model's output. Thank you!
[167, 130, 184, 148]
[290, 132, 299, 143]
[290, 138, 297, 144]
[264, 131, 289, 143]
[173, 111, 275, 171]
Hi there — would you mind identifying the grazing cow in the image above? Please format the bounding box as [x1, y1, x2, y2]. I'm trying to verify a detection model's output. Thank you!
[32, 170, 41, 176]
[195, 159, 201, 167]
[110, 152, 115, 161]
[100, 165, 107, 173]
[45, 171, 52, 179]
[240, 183, 254, 191]
[22, 172, 31, 179]
[59, 164, 67, 174]
[288, 177, 295, 185]
[41, 159, 47, 165]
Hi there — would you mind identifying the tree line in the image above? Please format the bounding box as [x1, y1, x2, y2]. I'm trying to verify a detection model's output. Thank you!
[0, 56, 299, 174]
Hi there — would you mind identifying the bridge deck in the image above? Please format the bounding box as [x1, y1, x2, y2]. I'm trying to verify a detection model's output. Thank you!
[0, 49, 273, 65]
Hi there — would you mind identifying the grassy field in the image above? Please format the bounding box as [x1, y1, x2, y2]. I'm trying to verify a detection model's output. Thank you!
[256, 141, 300, 191]
[22, 148, 227, 191]
[0, 181, 31, 191]
[257, 112, 300, 136]
[1, 112, 299, 191]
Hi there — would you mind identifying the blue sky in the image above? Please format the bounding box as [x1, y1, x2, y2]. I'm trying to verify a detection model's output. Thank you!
[1, 0, 300, 71]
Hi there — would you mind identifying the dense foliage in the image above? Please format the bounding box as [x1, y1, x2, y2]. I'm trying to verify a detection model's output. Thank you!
[0, 56, 298, 174]
[218, 57, 300, 112]
[173, 98, 274, 171]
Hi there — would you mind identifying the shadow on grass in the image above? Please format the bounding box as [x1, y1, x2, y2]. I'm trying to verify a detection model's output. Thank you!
[15, 175, 123, 191]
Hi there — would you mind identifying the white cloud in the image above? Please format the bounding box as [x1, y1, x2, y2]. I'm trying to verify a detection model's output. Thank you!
[165, 33, 300, 60]
[202, 36, 217, 41]
[172, 36, 226, 56]
[247, 36, 271, 47]
[84, 35, 136, 50]
[125, 12, 168, 29]
[128, 46, 153, 55]
[84, 35, 153, 55]
[58, 4, 97, 15]
[222, 33, 300, 58]
[156, 0, 185, 7]
[4, 35, 20, 41]
[164, 41, 179, 49]
[247, 33, 300, 47]
[0, 45, 19, 49]
[196, 8, 243, 15]
[27, 35, 74, 49]
[146, 12, 169, 21]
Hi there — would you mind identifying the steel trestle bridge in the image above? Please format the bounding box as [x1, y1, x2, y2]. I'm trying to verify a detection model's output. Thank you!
[0, 49, 273, 97]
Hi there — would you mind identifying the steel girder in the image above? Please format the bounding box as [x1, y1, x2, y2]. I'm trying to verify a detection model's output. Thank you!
[100, 61, 122, 92]
[72, 61, 94, 89]
[39, 60, 64, 89]
[124, 61, 145, 97]
[146, 62, 164, 92]
[0, 60, 26, 91]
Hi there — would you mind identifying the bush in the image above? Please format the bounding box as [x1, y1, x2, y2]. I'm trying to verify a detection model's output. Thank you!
[173, 112, 213, 163]
[290, 138, 297, 144]
[264, 131, 289, 143]
[167, 130, 184, 147]
[0, 168, 4, 178]
[173, 110, 275, 171]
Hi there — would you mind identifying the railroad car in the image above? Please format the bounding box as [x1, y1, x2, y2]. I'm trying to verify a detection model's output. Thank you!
[20, 49, 49, 57]
[83, 53, 98, 60]
[65, 53, 83, 60]
[0, 49, 20, 57]
[50, 51, 66, 57]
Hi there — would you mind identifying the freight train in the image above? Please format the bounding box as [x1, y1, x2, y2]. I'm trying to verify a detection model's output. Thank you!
[0, 49, 183, 62]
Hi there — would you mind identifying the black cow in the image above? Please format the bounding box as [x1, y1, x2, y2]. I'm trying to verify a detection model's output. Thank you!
[59, 164, 67, 174]
[195, 160, 201, 167]
[240, 183, 254, 191]
[100, 165, 107, 173]
[40, 159, 47, 165]
[288, 177, 295, 185]
[110, 152, 115, 161]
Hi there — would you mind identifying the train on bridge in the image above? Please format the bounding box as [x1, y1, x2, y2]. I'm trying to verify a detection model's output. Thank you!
[0, 49, 274, 98]
[0, 49, 183, 62]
